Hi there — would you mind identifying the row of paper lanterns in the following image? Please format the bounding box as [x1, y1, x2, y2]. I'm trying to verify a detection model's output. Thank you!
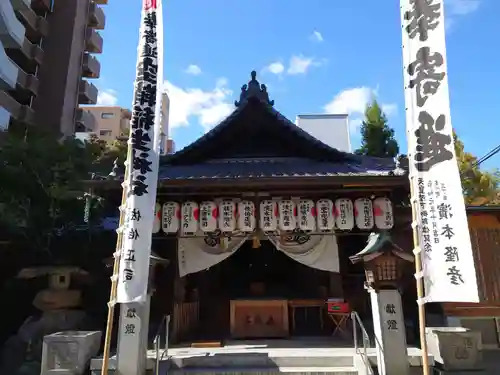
[152, 197, 394, 234]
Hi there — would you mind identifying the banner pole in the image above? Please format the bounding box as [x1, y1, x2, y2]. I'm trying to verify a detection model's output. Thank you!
[409, 181, 430, 375]
[101, 149, 131, 375]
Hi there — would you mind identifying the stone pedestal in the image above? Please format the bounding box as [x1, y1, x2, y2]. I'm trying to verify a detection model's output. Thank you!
[369, 288, 410, 375]
[116, 295, 151, 375]
[425, 327, 482, 371]
[40, 331, 102, 375]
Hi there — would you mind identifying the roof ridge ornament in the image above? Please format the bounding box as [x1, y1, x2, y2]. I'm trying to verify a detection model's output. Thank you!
[235, 70, 274, 107]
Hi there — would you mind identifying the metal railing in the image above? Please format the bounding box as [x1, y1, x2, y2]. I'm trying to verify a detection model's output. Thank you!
[351, 310, 383, 374]
[153, 314, 170, 375]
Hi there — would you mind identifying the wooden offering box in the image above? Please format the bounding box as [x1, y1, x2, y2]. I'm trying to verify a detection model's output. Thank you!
[230, 299, 289, 338]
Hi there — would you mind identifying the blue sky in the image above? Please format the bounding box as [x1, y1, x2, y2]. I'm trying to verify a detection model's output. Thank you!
[96, 0, 498, 170]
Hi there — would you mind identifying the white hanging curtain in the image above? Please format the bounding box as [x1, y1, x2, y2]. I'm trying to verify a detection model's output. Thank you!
[268, 232, 340, 272]
[178, 231, 249, 277]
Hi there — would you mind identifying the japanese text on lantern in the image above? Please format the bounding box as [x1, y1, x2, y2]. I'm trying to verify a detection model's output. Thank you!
[361, 199, 373, 229]
[260, 201, 276, 231]
[319, 203, 330, 228]
[181, 202, 198, 234]
[129, 10, 158, 197]
[200, 204, 209, 229]
[220, 201, 235, 232]
[279, 200, 295, 231]
[298, 200, 316, 231]
[239, 201, 254, 232]
[162, 202, 179, 233]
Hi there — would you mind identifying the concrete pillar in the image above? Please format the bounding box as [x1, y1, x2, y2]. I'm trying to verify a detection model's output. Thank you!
[116, 295, 151, 375]
[369, 288, 409, 375]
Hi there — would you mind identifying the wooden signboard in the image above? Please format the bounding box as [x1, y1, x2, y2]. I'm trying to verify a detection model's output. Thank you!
[230, 299, 289, 338]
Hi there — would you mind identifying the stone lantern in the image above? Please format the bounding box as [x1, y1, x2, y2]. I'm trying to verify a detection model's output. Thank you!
[350, 232, 414, 375]
[17, 266, 90, 317]
[349, 232, 414, 290]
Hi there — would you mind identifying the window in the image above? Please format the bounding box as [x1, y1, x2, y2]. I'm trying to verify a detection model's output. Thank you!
[101, 112, 115, 119]
[100, 130, 112, 136]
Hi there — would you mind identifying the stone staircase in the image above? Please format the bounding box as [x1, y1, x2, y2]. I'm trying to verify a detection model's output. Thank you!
[162, 349, 361, 375]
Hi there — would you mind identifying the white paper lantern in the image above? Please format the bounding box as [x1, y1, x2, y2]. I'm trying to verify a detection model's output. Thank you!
[237, 200, 255, 232]
[162, 202, 180, 233]
[152, 202, 161, 233]
[181, 201, 199, 234]
[354, 198, 374, 230]
[335, 198, 354, 230]
[373, 197, 394, 229]
[298, 199, 316, 231]
[278, 200, 297, 231]
[199, 201, 218, 232]
[316, 199, 335, 231]
[218, 200, 236, 233]
[259, 200, 277, 232]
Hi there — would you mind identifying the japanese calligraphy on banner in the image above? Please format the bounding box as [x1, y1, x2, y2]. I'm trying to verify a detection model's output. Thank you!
[116, 0, 164, 303]
[400, 0, 478, 302]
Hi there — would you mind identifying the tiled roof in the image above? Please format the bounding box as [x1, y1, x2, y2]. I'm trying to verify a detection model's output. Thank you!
[161, 97, 349, 165]
[159, 156, 406, 181]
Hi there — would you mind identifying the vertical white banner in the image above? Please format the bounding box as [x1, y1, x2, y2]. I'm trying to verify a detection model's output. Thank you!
[117, 0, 163, 303]
[400, 0, 479, 302]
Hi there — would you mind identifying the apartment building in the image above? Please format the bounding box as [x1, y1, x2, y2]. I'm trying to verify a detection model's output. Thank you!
[78, 92, 175, 153]
[0, 0, 107, 136]
[79, 106, 131, 142]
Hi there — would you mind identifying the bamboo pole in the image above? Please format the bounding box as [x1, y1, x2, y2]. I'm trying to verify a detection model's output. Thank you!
[409, 181, 430, 375]
[101, 150, 131, 375]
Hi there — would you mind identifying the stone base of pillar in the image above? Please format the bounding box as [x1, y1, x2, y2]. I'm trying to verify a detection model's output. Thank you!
[116, 295, 151, 375]
[369, 288, 410, 375]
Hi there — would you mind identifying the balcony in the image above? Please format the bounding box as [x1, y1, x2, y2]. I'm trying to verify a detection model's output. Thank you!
[82, 53, 100, 79]
[16, 68, 39, 95]
[0, 91, 21, 120]
[78, 79, 98, 105]
[85, 28, 103, 54]
[11, 0, 31, 10]
[0, 42, 18, 90]
[4, 38, 42, 75]
[16, 7, 49, 41]
[19, 37, 43, 65]
[0, 0, 26, 49]
[19, 103, 35, 124]
[88, 2, 105, 30]
[31, 0, 51, 15]
[0, 90, 35, 125]
[75, 108, 97, 131]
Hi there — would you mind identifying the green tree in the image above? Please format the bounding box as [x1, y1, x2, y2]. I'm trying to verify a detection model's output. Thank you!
[454, 131, 500, 205]
[82, 133, 128, 175]
[0, 127, 104, 252]
[355, 99, 399, 158]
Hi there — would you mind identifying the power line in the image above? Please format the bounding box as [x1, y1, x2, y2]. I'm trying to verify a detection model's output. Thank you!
[472, 144, 500, 169]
